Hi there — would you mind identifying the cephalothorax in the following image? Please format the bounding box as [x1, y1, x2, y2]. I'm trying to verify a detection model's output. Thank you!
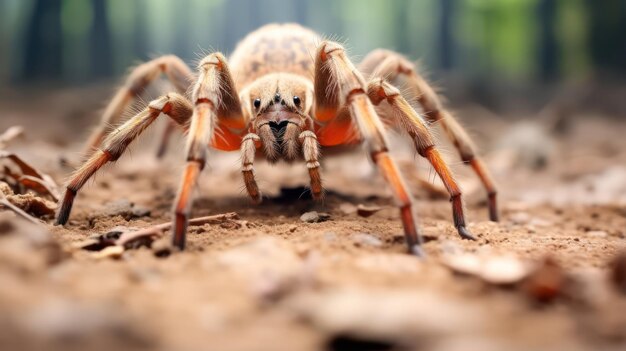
[55, 24, 498, 255]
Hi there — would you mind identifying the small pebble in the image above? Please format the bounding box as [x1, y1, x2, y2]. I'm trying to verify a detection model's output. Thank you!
[352, 233, 383, 247]
[586, 230, 608, 238]
[510, 212, 531, 225]
[324, 232, 337, 242]
[339, 203, 356, 215]
[480, 255, 529, 285]
[91, 245, 124, 260]
[300, 211, 330, 223]
[356, 204, 385, 218]
[99, 199, 150, 220]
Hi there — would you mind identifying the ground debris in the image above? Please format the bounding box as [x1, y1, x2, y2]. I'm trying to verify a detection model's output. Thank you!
[0, 150, 59, 201]
[0, 126, 24, 148]
[0, 145, 59, 222]
[442, 252, 530, 286]
[216, 236, 312, 302]
[91, 245, 125, 260]
[17, 298, 153, 349]
[74, 212, 240, 258]
[522, 256, 569, 302]
[338, 202, 357, 215]
[288, 287, 484, 348]
[300, 211, 331, 223]
[3, 192, 56, 217]
[93, 199, 151, 221]
[0, 185, 46, 224]
[610, 251, 626, 295]
[0, 212, 64, 272]
[351, 233, 383, 248]
[356, 204, 387, 218]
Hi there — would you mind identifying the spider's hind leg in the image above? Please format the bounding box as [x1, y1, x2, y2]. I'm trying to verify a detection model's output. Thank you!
[366, 79, 475, 241]
[84, 55, 194, 158]
[360, 50, 499, 222]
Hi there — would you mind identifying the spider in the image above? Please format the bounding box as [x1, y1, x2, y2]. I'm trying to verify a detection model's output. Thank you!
[55, 23, 498, 256]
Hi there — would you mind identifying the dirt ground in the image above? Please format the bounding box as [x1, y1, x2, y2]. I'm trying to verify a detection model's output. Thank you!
[1, 86, 625, 351]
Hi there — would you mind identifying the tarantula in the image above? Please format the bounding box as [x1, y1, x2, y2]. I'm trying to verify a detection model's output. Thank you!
[55, 24, 498, 255]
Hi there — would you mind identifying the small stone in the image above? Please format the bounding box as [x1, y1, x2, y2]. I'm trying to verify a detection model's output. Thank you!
[356, 204, 386, 218]
[131, 205, 151, 218]
[288, 225, 298, 233]
[442, 253, 482, 277]
[339, 203, 357, 215]
[586, 230, 608, 238]
[324, 232, 337, 242]
[99, 199, 150, 220]
[352, 233, 383, 247]
[300, 211, 330, 223]
[443, 253, 529, 285]
[480, 255, 529, 285]
[152, 238, 172, 258]
[509, 212, 530, 225]
[101, 199, 133, 217]
[91, 245, 124, 260]
[439, 240, 462, 255]
[529, 218, 552, 227]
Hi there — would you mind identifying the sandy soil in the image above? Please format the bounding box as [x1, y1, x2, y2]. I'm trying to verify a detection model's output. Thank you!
[0, 86, 625, 351]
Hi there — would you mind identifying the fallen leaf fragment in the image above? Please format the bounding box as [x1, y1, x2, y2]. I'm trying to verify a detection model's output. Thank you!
[18, 175, 60, 201]
[356, 204, 386, 218]
[0, 151, 59, 198]
[522, 256, 567, 302]
[610, 252, 626, 295]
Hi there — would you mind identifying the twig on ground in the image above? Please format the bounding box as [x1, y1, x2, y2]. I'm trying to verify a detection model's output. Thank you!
[0, 191, 41, 224]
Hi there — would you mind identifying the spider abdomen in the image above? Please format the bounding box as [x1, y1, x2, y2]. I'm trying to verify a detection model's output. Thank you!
[229, 23, 319, 89]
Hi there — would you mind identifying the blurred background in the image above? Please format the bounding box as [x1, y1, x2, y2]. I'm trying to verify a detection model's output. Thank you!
[1, 0, 625, 115]
[1, 3, 626, 350]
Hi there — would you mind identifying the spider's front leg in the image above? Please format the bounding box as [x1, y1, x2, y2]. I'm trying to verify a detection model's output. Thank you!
[360, 50, 499, 221]
[314, 42, 442, 255]
[172, 53, 246, 250]
[56, 93, 193, 224]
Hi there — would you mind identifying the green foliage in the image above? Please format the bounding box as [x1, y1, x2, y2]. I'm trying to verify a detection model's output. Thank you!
[0, 0, 623, 84]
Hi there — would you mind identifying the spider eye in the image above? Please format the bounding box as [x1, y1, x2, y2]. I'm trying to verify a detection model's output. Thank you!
[253, 98, 261, 109]
[293, 96, 301, 106]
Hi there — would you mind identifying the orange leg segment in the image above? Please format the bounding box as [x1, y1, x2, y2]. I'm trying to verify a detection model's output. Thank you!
[367, 79, 475, 241]
[360, 49, 499, 222]
[314, 41, 428, 255]
[170, 53, 245, 250]
[56, 93, 193, 225]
